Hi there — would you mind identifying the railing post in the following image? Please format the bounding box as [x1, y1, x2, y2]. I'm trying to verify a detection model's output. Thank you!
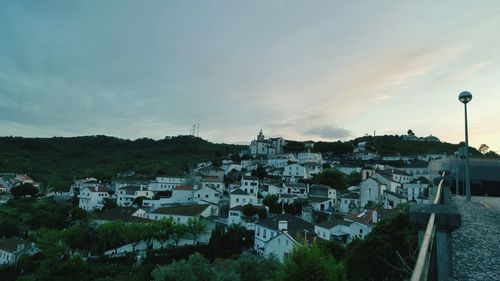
[410, 204, 461, 281]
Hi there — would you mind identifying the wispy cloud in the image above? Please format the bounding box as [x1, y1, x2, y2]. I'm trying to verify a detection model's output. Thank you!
[304, 125, 352, 140]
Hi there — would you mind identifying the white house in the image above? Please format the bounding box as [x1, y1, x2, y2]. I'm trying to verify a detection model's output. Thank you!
[339, 192, 360, 214]
[309, 185, 337, 201]
[282, 164, 307, 182]
[260, 184, 282, 197]
[344, 209, 396, 240]
[241, 176, 259, 195]
[383, 190, 407, 209]
[263, 231, 300, 263]
[387, 170, 414, 184]
[399, 161, 429, 177]
[78, 186, 109, 211]
[117, 185, 153, 207]
[147, 204, 217, 224]
[168, 185, 196, 204]
[93, 207, 146, 224]
[69, 177, 99, 197]
[352, 151, 379, 161]
[359, 177, 387, 207]
[148, 176, 188, 192]
[230, 188, 259, 208]
[267, 156, 289, 168]
[335, 166, 362, 175]
[228, 204, 267, 229]
[198, 166, 225, 181]
[304, 162, 323, 177]
[282, 182, 308, 198]
[254, 214, 314, 256]
[372, 173, 401, 193]
[297, 152, 322, 164]
[404, 179, 429, 201]
[308, 196, 334, 212]
[200, 177, 225, 193]
[0, 237, 38, 265]
[314, 219, 352, 243]
[194, 186, 221, 205]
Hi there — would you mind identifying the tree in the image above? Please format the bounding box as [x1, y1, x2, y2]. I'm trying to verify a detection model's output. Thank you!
[153, 218, 175, 248]
[345, 209, 417, 281]
[238, 252, 279, 281]
[186, 218, 207, 245]
[479, 144, 490, 154]
[251, 165, 268, 180]
[123, 222, 145, 252]
[102, 197, 117, 210]
[173, 223, 188, 246]
[258, 208, 268, 220]
[96, 221, 125, 254]
[304, 170, 348, 190]
[151, 253, 216, 281]
[11, 183, 38, 198]
[407, 129, 415, 136]
[263, 195, 280, 213]
[274, 243, 346, 281]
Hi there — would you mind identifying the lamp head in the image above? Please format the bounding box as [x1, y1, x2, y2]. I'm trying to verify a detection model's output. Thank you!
[458, 91, 472, 104]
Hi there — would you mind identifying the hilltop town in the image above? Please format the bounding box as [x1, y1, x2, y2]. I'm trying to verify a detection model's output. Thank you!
[0, 131, 497, 280]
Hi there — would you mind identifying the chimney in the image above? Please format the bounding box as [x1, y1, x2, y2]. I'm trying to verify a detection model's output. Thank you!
[278, 220, 288, 231]
[372, 211, 379, 223]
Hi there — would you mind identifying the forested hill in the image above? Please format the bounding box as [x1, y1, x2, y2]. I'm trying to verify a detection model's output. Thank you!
[294, 135, 496, 158]
[0, 135, 245, 191]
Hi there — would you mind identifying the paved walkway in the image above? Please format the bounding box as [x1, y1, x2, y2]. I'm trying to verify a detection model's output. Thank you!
[452, 196, 500, 281]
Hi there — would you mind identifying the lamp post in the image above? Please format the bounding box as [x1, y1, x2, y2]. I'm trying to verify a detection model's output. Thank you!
[458, 91, 472, 202]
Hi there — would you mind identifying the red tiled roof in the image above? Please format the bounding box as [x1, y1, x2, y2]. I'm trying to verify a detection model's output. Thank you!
[175, 185, 194, 191]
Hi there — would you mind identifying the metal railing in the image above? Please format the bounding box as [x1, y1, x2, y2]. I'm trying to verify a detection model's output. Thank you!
[410, 171, 446, 281]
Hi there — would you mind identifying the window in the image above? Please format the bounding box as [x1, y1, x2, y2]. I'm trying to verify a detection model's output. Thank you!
[359, 229, 363, 234]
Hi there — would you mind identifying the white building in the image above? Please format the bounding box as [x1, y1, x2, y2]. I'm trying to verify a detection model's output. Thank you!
[263, 232, 299, 263]
[241, 176, 259, 195]
[69, 177, 99, 197]
[359, 177, 386, 207]
[267, 156, 289, 168]
[314, 219, 352, 243]
[0, 237, 38, 265]
[148, 176, 188, 192]
[372, 173, 401, 193]
[339, 192, 360, 214]
[78, 186, 109, 211]
[403, 180, 429, 201]
[283, 164, 307, 182]
[335, 166, 362, 175]
[249, 130, 286, 156]
[254, 214, 314, 257]
[117, 185, 153, 207]
[383, 190, 407, 209]
[230, 188, 259, 208]
[169, 185, 196, 204]
[228, 204, 267, 229]
[282, 183, 308, 198]
[147, 204, 216, 224]
[304, 162, 323, 177]
[297, 152, 322, 164]
[309, 185, 337, 201]
[200, 177, 225, 193]
[194, 186, 221, 205]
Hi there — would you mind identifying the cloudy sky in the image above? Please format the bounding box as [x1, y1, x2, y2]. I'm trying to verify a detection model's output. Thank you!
[1, 1, 499, 151]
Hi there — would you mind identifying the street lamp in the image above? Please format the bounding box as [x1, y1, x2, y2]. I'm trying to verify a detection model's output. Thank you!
[458, 91, 472, 202]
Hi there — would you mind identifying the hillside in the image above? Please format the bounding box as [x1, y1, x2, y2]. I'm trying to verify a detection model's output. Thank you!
[0, 135, 245, 191]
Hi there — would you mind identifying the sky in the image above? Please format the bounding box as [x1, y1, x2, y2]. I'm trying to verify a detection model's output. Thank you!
[0, 1, 499, 152]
